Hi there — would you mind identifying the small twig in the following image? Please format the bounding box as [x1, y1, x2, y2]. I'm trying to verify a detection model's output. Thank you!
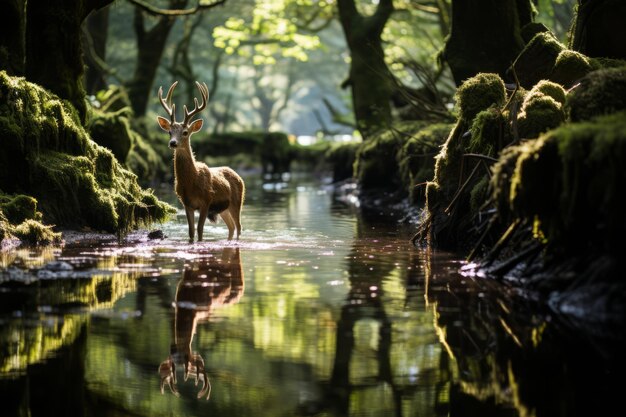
[482, 218, 522, 266]
[466, 213, 499, 262]
[501, 65, 521, 112]
[444, 161, 481, 214]
[463, 153, 499, 163]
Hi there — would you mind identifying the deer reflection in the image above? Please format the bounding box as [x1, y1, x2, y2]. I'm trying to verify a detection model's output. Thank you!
[159, 247, 244, 399]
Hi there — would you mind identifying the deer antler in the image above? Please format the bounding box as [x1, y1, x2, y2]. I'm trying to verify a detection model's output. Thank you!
[158, 81, 179, 123]
[183, 81, 209, 125]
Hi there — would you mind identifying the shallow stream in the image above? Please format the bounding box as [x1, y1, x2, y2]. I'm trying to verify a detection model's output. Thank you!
[0, 174, 623, 417]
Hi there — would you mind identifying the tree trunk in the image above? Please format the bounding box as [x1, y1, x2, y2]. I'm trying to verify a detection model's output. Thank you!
[0, 0, 26, 75]
[22, 0, 113, 122]
[570, 0, 626, 60]
[127, 0, 187, 117]
[443, 0, 531, 85]
[83, 6, 110, 95]
[338, 0, 394, 140]
[24, 1, 89, 121]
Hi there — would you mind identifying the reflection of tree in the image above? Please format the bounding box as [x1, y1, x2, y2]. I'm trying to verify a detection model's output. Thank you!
[159, 247, 244, 400]
[329, 278, 396, 415]
[305, 220, 447, 417]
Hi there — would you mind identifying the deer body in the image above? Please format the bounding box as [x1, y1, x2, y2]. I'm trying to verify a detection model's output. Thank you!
[158, 81, 245, 241]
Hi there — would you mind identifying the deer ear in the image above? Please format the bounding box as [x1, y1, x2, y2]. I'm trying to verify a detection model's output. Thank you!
[189, 119, 203, 133]
[157, 116, 171, 131]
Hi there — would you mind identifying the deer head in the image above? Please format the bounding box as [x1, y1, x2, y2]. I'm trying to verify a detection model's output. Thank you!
[157, 81, 209, 149]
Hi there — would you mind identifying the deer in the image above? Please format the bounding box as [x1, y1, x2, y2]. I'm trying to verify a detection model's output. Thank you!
[157, 81, 245, 242]
[159, 247, 245, 399]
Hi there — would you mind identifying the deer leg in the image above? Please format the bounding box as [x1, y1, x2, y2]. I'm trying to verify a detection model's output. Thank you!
[197, 208, 208, 242]
[219, 211, 236, 240]
[230, 202, 243, 240]
[185, 206, 195, 243]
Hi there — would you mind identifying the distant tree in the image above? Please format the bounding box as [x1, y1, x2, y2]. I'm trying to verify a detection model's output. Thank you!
[337, 0, 395, 139]
[126, 0, 189, 116]
[83, 6, 111, 95]
[125, 0, 228, 116]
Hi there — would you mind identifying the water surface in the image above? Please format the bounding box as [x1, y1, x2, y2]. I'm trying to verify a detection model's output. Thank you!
[0, 175, 623, 417]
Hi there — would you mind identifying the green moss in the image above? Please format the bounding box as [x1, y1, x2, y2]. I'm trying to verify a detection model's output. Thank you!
[550, 50, 593, 87]
[455, 73, 506, 122]
[424, 181, 441, 212]
[566, 67, 626, 122]
[94, 84, 133, 113]
[499, 111, 626, 252]
[490, 144, 527, 217]
[88, 107, 133, 162]
[512, 32, 566, 88]
[398, 123, 453, 203]
[126, 131, 165, 182]
[590, 57, 626, 70]
[355, 121, 427, 190]
[469, 109, 508, 157]
[531, 80, 566, 105]
[12, 219, 61, 245]
[0, 71, 175, 236]
[517, 95, 565, 139]
[0, 193, 40, 224]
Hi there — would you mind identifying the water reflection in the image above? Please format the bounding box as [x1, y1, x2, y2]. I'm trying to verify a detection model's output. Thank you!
[0, 176, 624, 417]
[423, 250, 626, 417]
[159, 247, 244, 400]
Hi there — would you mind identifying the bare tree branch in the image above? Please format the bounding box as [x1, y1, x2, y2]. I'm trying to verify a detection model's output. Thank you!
[127, 0, 227, 16]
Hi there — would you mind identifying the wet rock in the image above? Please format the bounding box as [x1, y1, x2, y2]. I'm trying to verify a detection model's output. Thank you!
[148, 229, 165, 240]
[43, 261, 73, 271]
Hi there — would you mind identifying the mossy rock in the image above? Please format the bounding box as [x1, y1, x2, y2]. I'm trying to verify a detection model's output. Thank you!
[550, 50, 593, 88]
[126, 130, 167, 183]
[517, 94, 565, 139]
[469, 109, 509, 157]
[261, 132, 293, 174]
[566, 67, 626, 122]
[455, 73, 506, 122]
[490, 144, 529, 217]
[12, 219, 61, 245]
[530, 80, 566, 105]
[0, 71, 175, 237]
[354, 121, 427, 190]
[0, 193, 40, 224]
[94, 84, 133, 113]
[500, 111, 626, 252]
[324, 141, 360, 182]
[512, 32, 566, 89]
[88, 107, 133, 162]
[398, 123, 453, 203]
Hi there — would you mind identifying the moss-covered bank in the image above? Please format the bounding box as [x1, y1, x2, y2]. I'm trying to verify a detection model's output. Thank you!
[353, 121, 450, 204]
[88, 85, 169, 183]
[413, 41, 626, 321]
[0, 71, 175, 244]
